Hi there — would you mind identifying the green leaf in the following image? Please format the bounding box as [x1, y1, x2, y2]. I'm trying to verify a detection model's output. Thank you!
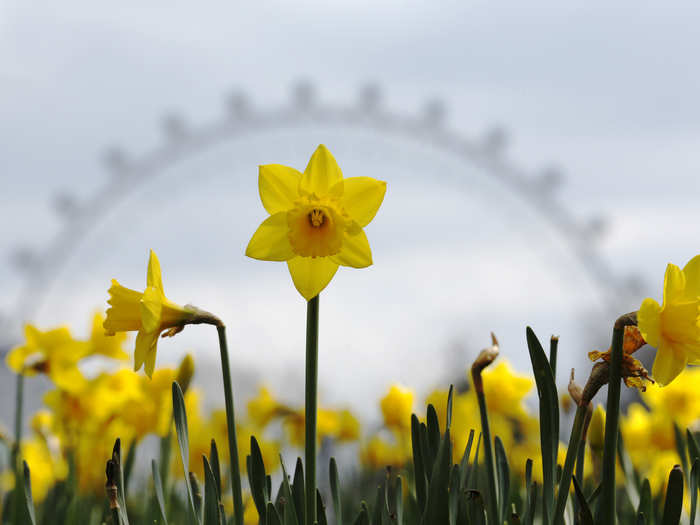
[689, 458, 698, 525]
[549, 336, 559, 381]
[617, 431, 640, 510]
[279, 456, 299, 525]
[446, 385, 454, 432]
[372, 484, 384, 525]
[572, 476, 593, 525]
[523, 458, 534, 523]
[426, 406, 441, 469]
[317, 489, 329, 525]
[172, 381, 199, 525]
[411, 414, 427, 511]
[292, 458, 305, 525]
[448, 465, 460, 525]
[123, 440, 137, 495]
[329, 457, 343, 525]
[422, 432, 451, 525]
[353, 503, 370, 525]
[151, 459, 169, 525]
[637, 478, 653, 525]
[190, 472, 203, 522]
[457, 429, 475, 490]
[210, 440, 222, 499]
[248, 436, 269, 522]
[393, 476, 404, 525]
[203, 456, 222, 525]
[661, 465, 683, 525]
[466, 490, 486, 525]
[22, 461, 37, 525]
[522, 482, 537, 525]
[111, 438, 132, 525]
[687, 429, 700, 464]
[468, 433, 482, 490]
[266, 502, 282, 525]
[495, 436, 511, 524]
[526, 327, 559, 522]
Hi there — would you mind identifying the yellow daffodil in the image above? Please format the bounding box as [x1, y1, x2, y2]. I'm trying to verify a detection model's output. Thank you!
[638, 255, 700, 386]
[588, 405, 606, 453]
[380, 384, 415, 430]
[104, 250, 197, 377]
[6, 324, 87, 392]
[641, 367, 700, 430]
[247, 387, 287, 428]
[246, 144, 387, 300]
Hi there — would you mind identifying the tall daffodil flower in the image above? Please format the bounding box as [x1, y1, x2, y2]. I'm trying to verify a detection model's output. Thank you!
[637, 255, 700, 386]
[104, 250, 198, 377]
[246, 144, 387, 300]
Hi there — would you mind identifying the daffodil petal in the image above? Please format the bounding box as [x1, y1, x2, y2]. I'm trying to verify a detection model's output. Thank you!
[259, 164, 302, 214]
[330, 229, 373, 268]
[682, 254, 700, 300]
[134, 330, 158, 373]
[336, 177, 387, 227]
[637, 298, 662, 348]
[245, 212, 296, 261]
[652, 340, 687, 387]
[663, 263, 685, 305]
[140, 287, 163, 333]
[287, 256, 339, 300]
[5, 346, 35, 373]
[147, 250, 164, 291]
[301, 145, 343, 195]
[144, 344, 158, 378]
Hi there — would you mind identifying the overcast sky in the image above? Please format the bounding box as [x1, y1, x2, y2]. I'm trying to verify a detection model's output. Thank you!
[2, 2, 700, 417]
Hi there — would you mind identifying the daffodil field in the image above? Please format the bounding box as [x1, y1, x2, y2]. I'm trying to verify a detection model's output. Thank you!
[2, 145, 700, 525]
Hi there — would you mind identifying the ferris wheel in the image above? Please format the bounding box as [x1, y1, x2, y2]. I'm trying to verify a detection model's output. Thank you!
[0, 82, 643, 403]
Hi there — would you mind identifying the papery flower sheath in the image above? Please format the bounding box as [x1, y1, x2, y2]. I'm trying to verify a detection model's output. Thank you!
[246, 144, 386, 300]
[104, 250, 197, 377]
[637, 255, 700, 386]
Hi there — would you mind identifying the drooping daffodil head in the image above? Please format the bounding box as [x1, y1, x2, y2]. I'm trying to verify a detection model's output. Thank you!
[637, 255, 700, 386]
[103, 250, 197, 378]
[246, 144, 387, 300]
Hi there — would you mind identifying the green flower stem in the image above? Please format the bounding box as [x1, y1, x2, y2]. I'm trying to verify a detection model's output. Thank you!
[12, 373, 24, 525]
[305, 295, 320, 525]
[594, 312, 636, 524]
[216, 325, 244, 525]
[472, 359, 500, 525]
[549, 336, 559, 380]
[553, 403, 588, 524]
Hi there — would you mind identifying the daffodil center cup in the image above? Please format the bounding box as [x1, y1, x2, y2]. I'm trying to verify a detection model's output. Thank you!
[287, 197, 347, 258]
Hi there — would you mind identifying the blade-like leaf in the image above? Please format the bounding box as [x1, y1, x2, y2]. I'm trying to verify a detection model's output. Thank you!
[687, 429, 700, 464]
[411, 414, 427, 511]
[526, 327, 559, 522]
[372, 485, 383, 525]
[422, 432, 451, 525]
[689, 458, 698, 525]
[152, 459, 169, 525]
[266, 502, 282, 525]
[448, 465, 460, 525]
[279, 456, 299, 525]
[203, 456, 222, 525]
[22, 461, 37, 525]
[661, 465, 683, 525]
[329, 457, 343, 525]
[292, 458, 305, 525]
[458, 429, 475, 490]
[172, 381, 199, 525]
[522, 482, 537, 525]
[572, 476, 593, 525]
[637, 478, 653, 525]
[210, 440, 222, 499]
[446, 385, 454, 432]
[248, 437, 269, 522]
[353, 503, 370, 525]
[495, 436, 511, 524]
[317, 489, 329, 525]
[112, 438, 132, 525]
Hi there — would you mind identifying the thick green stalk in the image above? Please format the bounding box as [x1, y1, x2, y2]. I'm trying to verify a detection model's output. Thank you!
[553, 403, 588, 524]
[305, 295, 320, 525]
[12, 373, 24, 525]
[472, 365, 500, 525]
[216, 325, 244, 525]
[594, 318, 628, 524]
